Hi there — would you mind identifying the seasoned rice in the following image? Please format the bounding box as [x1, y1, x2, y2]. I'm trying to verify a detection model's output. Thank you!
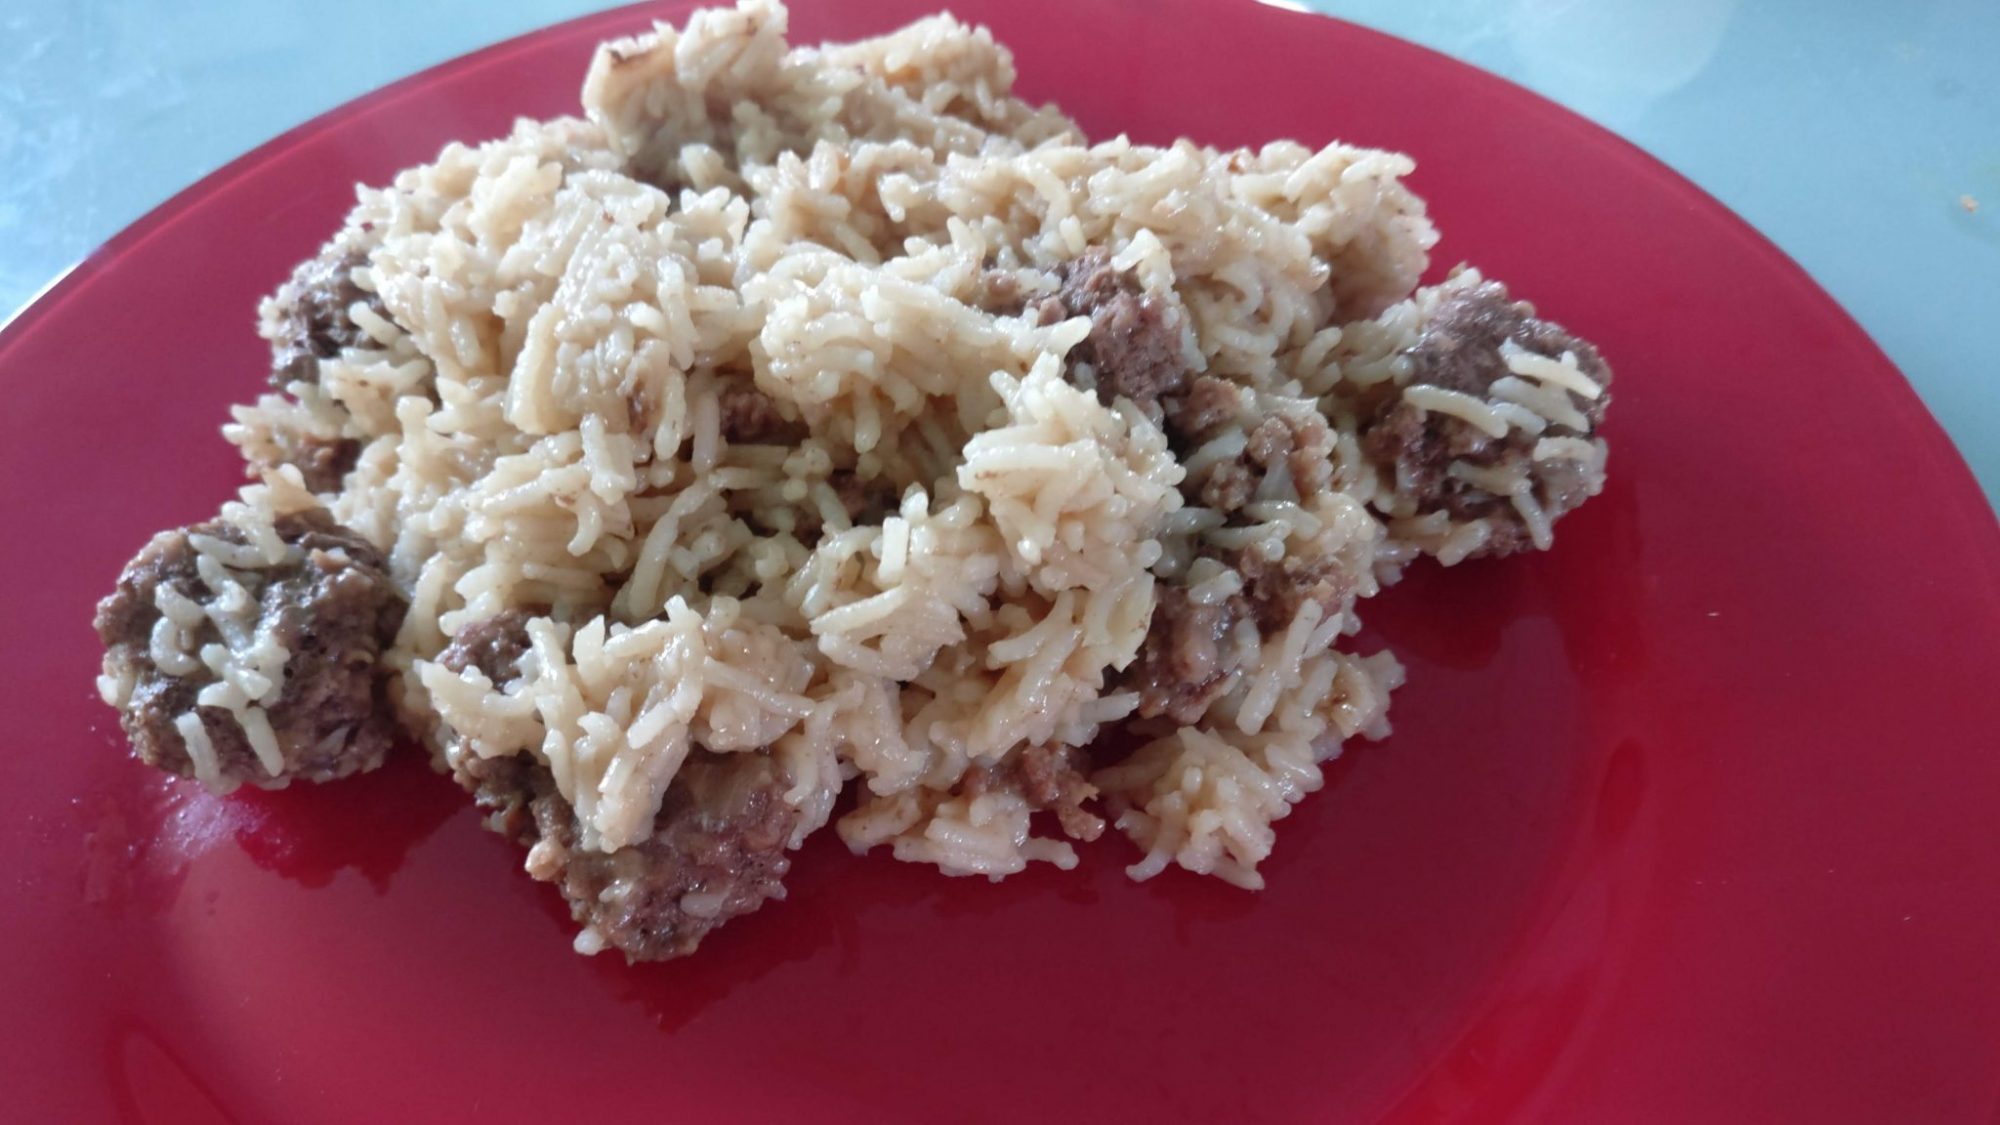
[93, 0, 1612, 958]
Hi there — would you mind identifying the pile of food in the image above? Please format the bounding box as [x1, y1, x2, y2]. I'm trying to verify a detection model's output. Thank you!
[93, 0, 1611, 960]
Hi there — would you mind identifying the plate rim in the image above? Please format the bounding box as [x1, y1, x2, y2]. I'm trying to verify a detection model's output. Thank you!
[4, 2, 1997, 1119]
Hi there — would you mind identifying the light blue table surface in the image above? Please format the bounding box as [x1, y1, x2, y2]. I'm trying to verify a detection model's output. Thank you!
[4, 0, 1994, 505]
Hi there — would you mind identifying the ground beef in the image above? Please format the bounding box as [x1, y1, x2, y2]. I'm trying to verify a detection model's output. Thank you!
[1360, 279, 1612, 553]
[243, 431, 362, 494]
[1053, 250, 1189, 416]
[963, 743, 1104, 841]
[270, 248, 390, 387]
[452, 750, 546, 847]
[1028, 295, 1067, 327]
[453, 747, 800, 961]
[437, 609, 537, 685]
[973, 267, 1030, 315]
[717, 385, 805, 445]
[1017, 744, 1103, 842]
[1235, 545, 1355, 634]
[1166, 374, 1244, 443]
[1188, 409, 1336, 514]
[93, 511, 406, 791]
[1124, 585, 1246, 726]
[1361, 402, 1448, 504]
[1409, 280, 1611, 407]
[1255, 413, 1336, 497]
[1040, 253, 1344, 516]
[1200, 460, 1256, 511]
[283, 435, 362, 494]
[1245, 417, 1291, 465]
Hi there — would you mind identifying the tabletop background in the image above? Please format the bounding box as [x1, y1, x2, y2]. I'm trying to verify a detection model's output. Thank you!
[4, 0, 1994, 505]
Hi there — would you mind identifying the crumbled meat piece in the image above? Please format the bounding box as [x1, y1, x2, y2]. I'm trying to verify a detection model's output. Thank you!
[278, 435, 361, 494]
[93, 511, 406, 792]
[1016, 744, 1103, 841]
[1200, 460, 1255, 511]
[963, 743, 1104, 841]
[1247, 413, 1335, 496]
[1285, 421, 1336, 496]
[1246, 417, 1293, 466]
[452, 748, 799, 960]
[243, 431, 362, 494]
[1235, 546, 1355, 634]
[1054, 249, 1188, 414]
[1188, 409, 1335, 513]
[437, 609, 537, 685]
[1124, 586, 1245, 725]
[1407, 279, 1610, 407]
[717, 386, 805, 445]
[454, 750, 545, 846]
[1363, 402, 1444, 501]
[1360, 278, 1612, 555]
[1167, 374, 1243, 443]
[974, 268, 1029, 315]
[1029, 295, 1067, 328]
[270, 248, 390, 387]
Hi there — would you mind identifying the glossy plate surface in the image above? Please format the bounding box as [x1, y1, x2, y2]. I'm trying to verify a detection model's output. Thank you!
[2, 1, 1996, 1120]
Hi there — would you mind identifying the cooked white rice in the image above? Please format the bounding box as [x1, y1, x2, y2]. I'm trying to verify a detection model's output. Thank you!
[197, 0, 1608, 906]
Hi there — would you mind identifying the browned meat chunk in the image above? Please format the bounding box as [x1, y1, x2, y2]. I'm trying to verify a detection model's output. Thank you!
[242, 431, 362, 494]
[963, 743, 1105, 841]
[93, 510, 406, 792]
[1017, 743, 1104, 842]
[1251, 413, 1335, 497]
[973, 267, 1029, 315]
[1362, 400, 1445, 504]
[1053, 250, 1188, 415]
[1246, 416, 1292, 465]
[1166, 374, 1243, 443]
[1187, 409, 1336, 514]
[296, 435, 361, 493]
[1200, 460, 1256, 511]
[1360, 278, 1611, 554]
[270, 248, 390, 387]
[275, 434, 362, 494]
[1124, 585, 1246, 725]
[717, 385, 805, 445]
[1408, 279, 1610, 404]
[437, 609, 537, 684]
[1029, 295, 1067, 327]
[1235, 546, 1355, 634]
[453, 748, 800, 961]
[1289, 424, 1337, 498]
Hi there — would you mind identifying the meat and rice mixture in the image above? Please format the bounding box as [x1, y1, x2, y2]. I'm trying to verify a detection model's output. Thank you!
[93, 0, 1612, 959]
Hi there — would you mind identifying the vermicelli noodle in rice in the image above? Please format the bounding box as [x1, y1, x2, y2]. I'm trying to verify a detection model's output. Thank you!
[90, 0, 1614, 960]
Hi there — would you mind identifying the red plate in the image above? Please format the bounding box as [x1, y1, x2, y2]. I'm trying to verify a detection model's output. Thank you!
[4, 1, 1996, 1121]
